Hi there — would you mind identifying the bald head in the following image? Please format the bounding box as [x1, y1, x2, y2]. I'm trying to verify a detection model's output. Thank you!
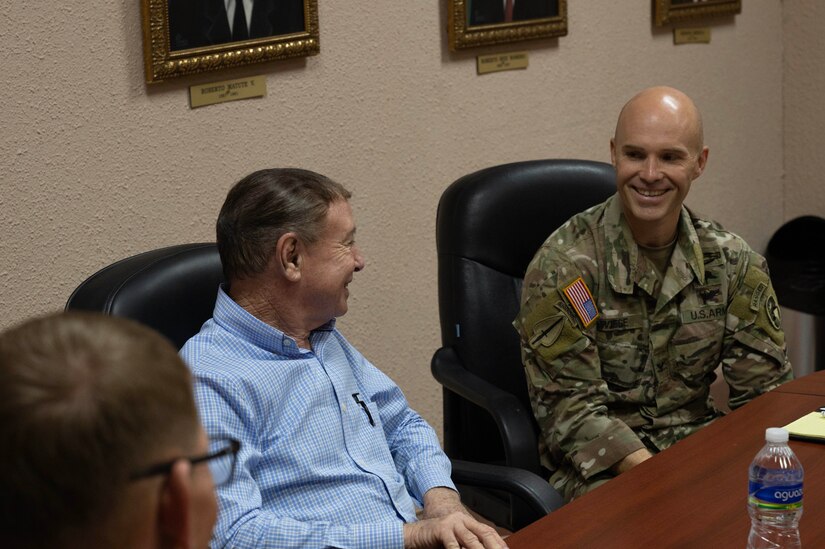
[609, 86, 710, 247]
[614, 86, 704, 155]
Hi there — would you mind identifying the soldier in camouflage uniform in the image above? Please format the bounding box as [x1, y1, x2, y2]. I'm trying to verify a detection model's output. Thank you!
[513, 87, 792, 502]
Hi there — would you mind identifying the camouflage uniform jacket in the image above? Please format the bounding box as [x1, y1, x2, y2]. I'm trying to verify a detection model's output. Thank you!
[513, 194, 792, 501]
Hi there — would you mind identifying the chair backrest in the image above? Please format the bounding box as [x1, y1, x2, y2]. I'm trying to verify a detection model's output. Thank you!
[436, 159, 616, 466]
[65, 243, 224, 349]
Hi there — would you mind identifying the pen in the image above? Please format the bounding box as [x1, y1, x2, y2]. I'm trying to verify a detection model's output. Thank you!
[352, 393, 375, 426]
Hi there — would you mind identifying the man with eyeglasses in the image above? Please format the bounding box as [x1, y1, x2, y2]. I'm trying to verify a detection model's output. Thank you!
[182, 168, 508, 548]
[0, 311, 238, 549]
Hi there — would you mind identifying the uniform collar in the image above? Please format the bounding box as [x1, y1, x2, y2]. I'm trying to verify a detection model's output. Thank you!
[604, 195, 706, 297]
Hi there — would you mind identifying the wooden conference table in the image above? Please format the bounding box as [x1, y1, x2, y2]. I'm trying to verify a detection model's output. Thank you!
[504, 370, 825, 548]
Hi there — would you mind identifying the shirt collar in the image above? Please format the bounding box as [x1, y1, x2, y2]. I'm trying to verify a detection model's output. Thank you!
[212, 284, 336, 356]
[604, 195, 706, 294]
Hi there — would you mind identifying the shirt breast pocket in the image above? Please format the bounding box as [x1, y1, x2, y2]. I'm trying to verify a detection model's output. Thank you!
[349, 398, 395, 466]
[669, 320, 724, 384]
[597, 332, 648, 390]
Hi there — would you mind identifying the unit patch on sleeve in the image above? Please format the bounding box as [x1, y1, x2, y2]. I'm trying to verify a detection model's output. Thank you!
[766, 294, 782, 331]
[562, 277, 599, 328]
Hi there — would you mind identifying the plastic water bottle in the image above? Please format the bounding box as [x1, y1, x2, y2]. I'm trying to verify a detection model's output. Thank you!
[747, 427, 803, 549]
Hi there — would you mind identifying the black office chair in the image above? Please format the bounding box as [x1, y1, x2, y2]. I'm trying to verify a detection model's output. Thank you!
[65, 243, 224, 349]
[432, 159, 617, 529]
[65, 241, 562, 529]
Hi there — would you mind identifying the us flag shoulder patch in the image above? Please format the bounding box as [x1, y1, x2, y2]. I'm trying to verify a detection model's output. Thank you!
[563, 277, 599, 328]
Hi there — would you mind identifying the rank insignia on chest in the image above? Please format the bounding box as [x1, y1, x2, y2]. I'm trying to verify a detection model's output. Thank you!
[563, 277, 599, 328]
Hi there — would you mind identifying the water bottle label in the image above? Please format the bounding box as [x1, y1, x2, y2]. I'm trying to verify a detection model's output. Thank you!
[748, 481, 803, 509]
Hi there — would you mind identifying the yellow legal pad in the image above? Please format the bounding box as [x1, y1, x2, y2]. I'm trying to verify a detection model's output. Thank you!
[784, 412, 825, 442]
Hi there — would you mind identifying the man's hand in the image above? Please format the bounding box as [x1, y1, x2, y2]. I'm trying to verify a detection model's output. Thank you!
[403, 512, 508, 549]
[404, 487, 508, 548]
[612, 447, 653, 475]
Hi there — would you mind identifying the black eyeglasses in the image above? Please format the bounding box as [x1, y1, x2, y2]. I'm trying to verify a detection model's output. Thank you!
[130, 439, 240, 486]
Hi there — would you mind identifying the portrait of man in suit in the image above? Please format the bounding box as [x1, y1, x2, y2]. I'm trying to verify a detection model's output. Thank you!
[654, 0, 737, 27]
[467, 0, 559, 27]
[168, 0, 306, 51]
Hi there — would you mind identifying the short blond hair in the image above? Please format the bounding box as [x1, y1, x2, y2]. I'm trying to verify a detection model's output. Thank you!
[0, 312, 199, 547]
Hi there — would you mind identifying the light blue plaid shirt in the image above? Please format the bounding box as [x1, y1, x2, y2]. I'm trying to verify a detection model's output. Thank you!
[181, 287, 455, 549]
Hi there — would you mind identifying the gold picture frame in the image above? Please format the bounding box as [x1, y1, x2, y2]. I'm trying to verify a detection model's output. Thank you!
[448, 0, 567, 51]
[654, 0, 741, 27]
[141, 0, 320, 84]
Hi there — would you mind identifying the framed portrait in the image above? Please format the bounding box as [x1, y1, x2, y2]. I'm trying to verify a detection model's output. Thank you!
[654, 0, 741, 27]
[448, 0, 567, 51]
[141, 0, 320, 84]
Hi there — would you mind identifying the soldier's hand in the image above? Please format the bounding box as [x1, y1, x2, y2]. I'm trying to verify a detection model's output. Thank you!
[612, 447, 653, 475]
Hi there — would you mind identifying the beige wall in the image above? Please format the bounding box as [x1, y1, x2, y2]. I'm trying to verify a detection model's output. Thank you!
[2, 1, 817, 436]
[784, 0, 825, 219]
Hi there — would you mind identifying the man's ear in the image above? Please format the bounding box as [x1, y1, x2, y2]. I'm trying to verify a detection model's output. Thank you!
[159, 460, 192, 549]
[610, 138, 618, 167]
[276, 232, 302, 282]
[693, 146, 709, 179]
